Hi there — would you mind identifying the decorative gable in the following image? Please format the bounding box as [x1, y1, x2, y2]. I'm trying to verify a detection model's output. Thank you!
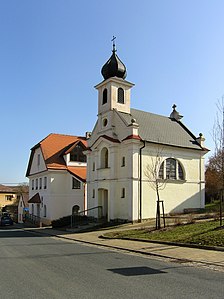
[26, 134, 88, 177]
[28, 147, 47, 175]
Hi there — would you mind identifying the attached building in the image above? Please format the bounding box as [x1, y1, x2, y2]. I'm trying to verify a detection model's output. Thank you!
[26, 133, 87, 225]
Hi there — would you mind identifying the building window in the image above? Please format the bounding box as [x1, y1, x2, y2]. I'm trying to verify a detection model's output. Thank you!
[178, 163, 184, 180]
[39, 178, 42, 189]
[159, 158, 184, 180]
[102, 88, 107, 105]
[70, 143, 86, 162]
[44, 177, 47, 189]
[121, 188, 125, 198]
[117, 88, 124, 104]
[121, 156, 125, 167]
[37, 154, 40, 166]
[44, 205, 47, 217]
[166, 158, 176, 179]
[35, 178, 38, 190]
[32, 180, 34, 190]
[101, 147, 109, 168]
[32, 204, 34, 215]
[72, 205, 80, 214]
[92, 162, 95, 171]
[92, 189, 95, 198]
[5, 195, 13, 201]
[72, 177, 81, 189]
[103, 118, 108, 127]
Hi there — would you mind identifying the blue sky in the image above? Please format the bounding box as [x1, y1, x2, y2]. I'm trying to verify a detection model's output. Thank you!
[1, 0, 224, 184]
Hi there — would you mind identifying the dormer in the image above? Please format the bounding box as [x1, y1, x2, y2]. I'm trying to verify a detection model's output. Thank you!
[64, 141, 87, 166]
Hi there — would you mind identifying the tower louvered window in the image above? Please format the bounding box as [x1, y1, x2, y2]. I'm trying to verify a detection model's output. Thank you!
[102, 88, 107, 105]
[117, 88, 124, 104]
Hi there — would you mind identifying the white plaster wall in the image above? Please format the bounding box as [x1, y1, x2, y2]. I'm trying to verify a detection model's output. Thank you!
[96, 78, 133, 115]
[87, 137, 141, 221]
[29, 147, 47, 175]
[18, 198, 24, 223]
[141, 144, 205, 218]
[28, 170, 86, 223]
[45, 171, 85, 220]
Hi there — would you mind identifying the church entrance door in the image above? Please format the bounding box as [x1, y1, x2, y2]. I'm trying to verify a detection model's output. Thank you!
[98, 189, 108, 221]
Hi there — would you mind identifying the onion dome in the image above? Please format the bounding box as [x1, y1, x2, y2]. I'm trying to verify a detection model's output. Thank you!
[101, 40, 127, 80]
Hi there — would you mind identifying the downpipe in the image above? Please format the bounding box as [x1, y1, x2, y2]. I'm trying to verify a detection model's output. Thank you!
[139, 140, 146, 222]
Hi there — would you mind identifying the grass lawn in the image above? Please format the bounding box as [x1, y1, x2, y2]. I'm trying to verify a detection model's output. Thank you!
[105, 220, 224, 247]
[205, 200, 223, 213]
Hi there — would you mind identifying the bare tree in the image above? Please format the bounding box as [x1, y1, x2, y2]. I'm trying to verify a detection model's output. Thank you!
[13, 183, 29, 204]
[144, 148, 167, 229]
[212, 97, 224, 226]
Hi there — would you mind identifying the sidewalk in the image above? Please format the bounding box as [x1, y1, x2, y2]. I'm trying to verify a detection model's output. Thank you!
[23, 223, 224, 272]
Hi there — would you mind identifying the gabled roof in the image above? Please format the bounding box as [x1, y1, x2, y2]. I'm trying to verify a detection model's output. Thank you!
[0, 184, 16, 193]
[28, 193, 41, 203]
[67, 166, 86, 181]
[21, 193, 29, 207]
[26, 133, 87, 180]
[118, 108, 205, 151]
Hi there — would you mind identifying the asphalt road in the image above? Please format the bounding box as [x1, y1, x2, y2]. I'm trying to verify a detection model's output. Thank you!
[0, 226, 223, 299]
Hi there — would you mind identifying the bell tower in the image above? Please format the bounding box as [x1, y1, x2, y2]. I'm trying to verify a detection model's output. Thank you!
[95, 37, 134, 116]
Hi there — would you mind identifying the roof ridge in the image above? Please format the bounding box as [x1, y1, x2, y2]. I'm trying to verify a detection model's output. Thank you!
[131, 108, 168, 119]
[42, 133, 86, 139]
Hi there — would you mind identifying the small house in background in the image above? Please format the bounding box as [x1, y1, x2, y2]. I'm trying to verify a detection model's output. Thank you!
[0, 184, 17, 213]
[18, 192, 29, 223]
[0, 184, 29, 221]
[26, 133, 87, 225]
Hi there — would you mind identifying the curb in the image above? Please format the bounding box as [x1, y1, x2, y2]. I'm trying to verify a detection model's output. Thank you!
[100, 235, 224, 252]
[23, 228, 194, 263]
[23, 228, 224, 269]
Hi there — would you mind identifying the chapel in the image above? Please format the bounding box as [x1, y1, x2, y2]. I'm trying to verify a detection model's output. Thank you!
[85, 41, 208, 222]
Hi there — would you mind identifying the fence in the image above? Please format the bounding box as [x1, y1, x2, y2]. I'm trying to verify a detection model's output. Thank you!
[71, 206, 103, 228]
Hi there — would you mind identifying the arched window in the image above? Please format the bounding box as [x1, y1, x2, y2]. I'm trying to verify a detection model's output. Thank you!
[121, 188, 125, 198]
[117, 87, 124, 104]
[159, 158, 184, 180]
[72, 205, 80, 215]
[102, 88, 107, 105]
[101, 147, 109, 168]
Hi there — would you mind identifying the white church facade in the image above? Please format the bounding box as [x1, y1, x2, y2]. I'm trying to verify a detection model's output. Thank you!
[85, 43, 208, 223]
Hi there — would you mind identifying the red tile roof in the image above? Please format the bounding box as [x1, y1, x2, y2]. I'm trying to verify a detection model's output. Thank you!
[67, 166, 86, 181]
[26, 134, 87, 181]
